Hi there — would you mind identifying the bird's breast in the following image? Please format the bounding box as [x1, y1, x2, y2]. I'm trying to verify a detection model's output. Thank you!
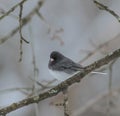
[48, 69, 71, 82]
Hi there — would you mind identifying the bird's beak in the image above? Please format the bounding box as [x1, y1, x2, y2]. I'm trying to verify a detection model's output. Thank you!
[50, 58, 54, 62]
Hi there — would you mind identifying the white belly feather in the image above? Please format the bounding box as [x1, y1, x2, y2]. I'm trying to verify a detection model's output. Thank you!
[48, 69, 71, 82]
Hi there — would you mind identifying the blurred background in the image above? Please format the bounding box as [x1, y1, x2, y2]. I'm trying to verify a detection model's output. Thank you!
[0, 0, 120, 116]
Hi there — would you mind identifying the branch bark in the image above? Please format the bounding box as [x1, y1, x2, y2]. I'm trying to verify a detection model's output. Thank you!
[0, 48, 120, 115]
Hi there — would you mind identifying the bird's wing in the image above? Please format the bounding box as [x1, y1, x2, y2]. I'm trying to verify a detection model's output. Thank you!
[58, 58, 84, 74]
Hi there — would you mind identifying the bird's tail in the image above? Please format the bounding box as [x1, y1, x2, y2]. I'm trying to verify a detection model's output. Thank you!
[91, 71, 107, 75]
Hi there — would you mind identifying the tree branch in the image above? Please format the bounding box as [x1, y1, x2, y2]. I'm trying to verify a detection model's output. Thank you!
[0, 1, 43, 45]
[0, 0, 28, 20]
[93, 0, 120, 22]
[0, 48, 120, 115]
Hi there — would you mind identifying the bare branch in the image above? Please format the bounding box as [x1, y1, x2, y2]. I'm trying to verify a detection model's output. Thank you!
[79, 38, 118, 63]
[106, 59, 117, 115]
[0, 87, 32, 94]
[63, 90, 70, 116]
[0, 0, 28, 20]
[0, 1, 44, 45]
[93, 0, 120, 22]
[0, 48, 120, 115]
[19, 4, 23, 62]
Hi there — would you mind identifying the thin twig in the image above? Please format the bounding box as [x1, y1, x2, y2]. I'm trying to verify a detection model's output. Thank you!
[93, 0, 120, 22]
[28, 23, 40, 99]
[0, 1, 43, 45]
[53, 89, 70, 116]
[79, 38, 119, 63]
[36, 9, 64, 46]
[29, 77, 46, 89]
[29, 77, 56, 92]
[63, 89, 69, 116]
[0, 87, 32, 94]
[18, 4, 28, 44]
[19, 4, 23, 62]
[0, 48, 120, 115]
[0, 0, 28, 20]
[106, 59, 117, 115]
[35, 9, 46, 21]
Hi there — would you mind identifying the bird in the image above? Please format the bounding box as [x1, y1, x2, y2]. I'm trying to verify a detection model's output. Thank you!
[48, 51, 106, 82]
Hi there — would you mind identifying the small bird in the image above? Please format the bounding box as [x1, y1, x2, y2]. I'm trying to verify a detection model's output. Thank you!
[48, 51, 106, 82]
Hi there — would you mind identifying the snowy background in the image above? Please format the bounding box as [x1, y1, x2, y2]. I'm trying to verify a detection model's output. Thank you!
[0, 0, 120, 116]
